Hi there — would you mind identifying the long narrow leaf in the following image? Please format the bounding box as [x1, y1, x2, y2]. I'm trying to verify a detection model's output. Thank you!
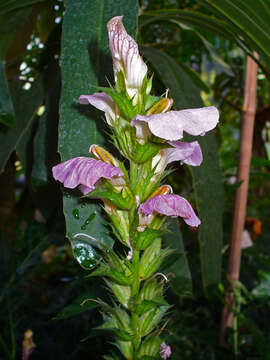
[0, 60, 14, 127]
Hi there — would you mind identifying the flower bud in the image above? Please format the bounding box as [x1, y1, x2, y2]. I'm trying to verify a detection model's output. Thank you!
[90, 144, 119, 167]
[103, 199, 116, 215]
[148, 185, 172, 199]
[146, 98, 173, 116]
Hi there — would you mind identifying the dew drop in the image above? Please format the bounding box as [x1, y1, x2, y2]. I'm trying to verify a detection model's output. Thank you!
[81, 225, 86, 230]
[72, 208, 80, 219]
[80, 203, 86, 208]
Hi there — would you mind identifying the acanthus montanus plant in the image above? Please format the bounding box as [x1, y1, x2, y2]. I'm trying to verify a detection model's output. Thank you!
[53, 15, 219, 360]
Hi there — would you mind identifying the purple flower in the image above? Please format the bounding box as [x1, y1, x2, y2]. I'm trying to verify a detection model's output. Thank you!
[139, 194, 200, 227]
[107, 16, 148, 101]
[160, 342, 172, 359]
[131, 106, 219, 141]
[78, 92, 118, 125]
[52, 157, 124, 195]
[166, 140, 202, 166]
[152, 141, 202, 175]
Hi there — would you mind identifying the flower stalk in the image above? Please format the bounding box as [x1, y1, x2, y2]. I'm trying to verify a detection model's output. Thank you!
[53, 15, 219, 359]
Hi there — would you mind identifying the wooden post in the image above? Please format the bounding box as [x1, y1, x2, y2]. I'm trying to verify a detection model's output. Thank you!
[220, 54, 258, 345]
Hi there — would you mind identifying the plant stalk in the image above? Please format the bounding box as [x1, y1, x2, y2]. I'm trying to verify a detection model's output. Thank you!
[220, 54, 258, 346]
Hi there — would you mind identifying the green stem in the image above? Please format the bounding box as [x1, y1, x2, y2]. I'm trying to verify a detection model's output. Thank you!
[131, 249, 140, 298]
[131, 249, 142, 358]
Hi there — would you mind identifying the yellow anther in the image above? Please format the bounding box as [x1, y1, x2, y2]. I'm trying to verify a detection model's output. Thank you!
[146, 98, 173, 115]
[148, 185, 172, 199]
[89, 145, 118, 167]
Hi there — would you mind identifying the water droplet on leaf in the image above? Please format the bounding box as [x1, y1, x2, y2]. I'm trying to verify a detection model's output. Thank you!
[72, 208, 80, 219]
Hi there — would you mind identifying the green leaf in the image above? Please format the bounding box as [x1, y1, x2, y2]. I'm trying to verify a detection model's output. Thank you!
[55, 293, 98, 320]
[31, 63, 60, 186]
[141, 46, 202, 108]
[140, 8, 270, 74]
[0, 60, 14, 126]
[66, 207, 113, 270]
[177, 62, 211, 94]
[203, 0, 270, 58]
[171, 20, 233, 76]
[0, 0, 43, 14]
[88, 186, 134, 210]
[98, 86, 137, 119]
[59, 0, 139, 267]
[162, 220, 192, 297]
[139, 10, 236, 41]
[137, 334, 162, 359]
[139, 305, 168, 337]
[0, 78, 43, 174]
[252, 270, 270, 299]
[0, 6, 32, 59]
[141, 46, 224, 292]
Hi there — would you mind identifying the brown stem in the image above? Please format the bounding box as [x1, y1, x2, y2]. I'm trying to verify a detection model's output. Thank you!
[220, 54, 258, 346]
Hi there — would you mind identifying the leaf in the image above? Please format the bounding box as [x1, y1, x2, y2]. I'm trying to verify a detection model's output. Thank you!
[177, 62, 211, 94]
[162, 220, 192, 297]
[139, 10, 236, 42]
[98, 86, 137, 119]
[0, 78, 43, 174]
[0, 60, 14, 126]
[203, 0, 270, 58]
[0, 0, 43, 14]
[141, 46, 224, 292]
[252, 270, 270, 299]
[0, 6, 32, 59]
[55, 293, 98, 320]
[171, 20, 233, 76]
[59, 0, 139, 268]
[30, 63, 62, 219]
[140, 8, 270, 75]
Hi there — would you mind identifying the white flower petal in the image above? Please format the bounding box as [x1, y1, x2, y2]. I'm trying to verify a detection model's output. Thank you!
[79, 92, 118, 125]
[132, 106, 219, 141]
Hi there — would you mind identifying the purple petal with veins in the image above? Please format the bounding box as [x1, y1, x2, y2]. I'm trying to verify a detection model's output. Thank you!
[139, 194, 200, 227]
[78, 92, 118, 125]
[52, 157, 123, 194]
[107, 16, 147, 99]
[166, 141, 202, 166]
[131, 106, 219, 140]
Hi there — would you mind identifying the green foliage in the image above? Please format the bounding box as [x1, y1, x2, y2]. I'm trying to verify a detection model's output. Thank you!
[141, 1, 270, 76]
[162, 220, 193, 297]
[0, 77, 43, 173]
[54, 292, 98, 320]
